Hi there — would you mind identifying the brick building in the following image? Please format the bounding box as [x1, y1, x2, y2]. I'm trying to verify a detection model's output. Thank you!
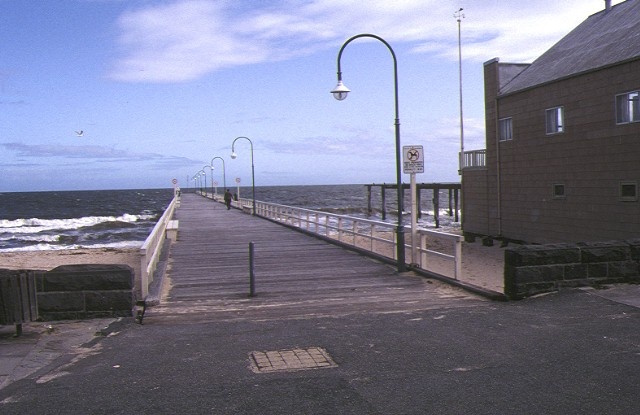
[461, 0, 640, 244]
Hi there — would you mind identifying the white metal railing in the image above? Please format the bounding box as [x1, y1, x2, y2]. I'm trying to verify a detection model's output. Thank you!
[462, 149, 486, 169]
[140, 195, 178, 298]
[222, 198, 463, 280]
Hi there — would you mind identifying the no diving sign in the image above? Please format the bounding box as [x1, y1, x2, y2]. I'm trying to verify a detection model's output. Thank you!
[403, 145, 424, 174]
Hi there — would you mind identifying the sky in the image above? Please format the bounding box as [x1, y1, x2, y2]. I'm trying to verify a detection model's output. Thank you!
[0, 0, 624, 192]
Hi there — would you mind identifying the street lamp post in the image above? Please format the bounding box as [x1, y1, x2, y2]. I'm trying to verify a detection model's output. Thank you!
[331, 33, 406, 272]
[211, 156, 227, 191]
[230, 136, 256, 215]
[201, 166, 210, 196]
[193, 173, 200, 193]
[203, 165, 215, 196]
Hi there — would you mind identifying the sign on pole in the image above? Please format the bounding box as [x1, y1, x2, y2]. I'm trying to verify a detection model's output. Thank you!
[403, 145, 424, 174]
[403, 145, 424, 265]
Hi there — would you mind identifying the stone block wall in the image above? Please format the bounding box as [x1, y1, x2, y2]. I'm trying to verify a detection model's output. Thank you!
[504, 240, 640, 299]
[36, 264, 134, 320]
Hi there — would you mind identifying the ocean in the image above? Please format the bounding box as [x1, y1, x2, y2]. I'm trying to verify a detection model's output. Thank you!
[0, 184, 459, 252]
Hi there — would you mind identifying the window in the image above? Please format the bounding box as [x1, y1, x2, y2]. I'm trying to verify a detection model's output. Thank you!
[498, 117, 513, 141]
[552, 183, 566, 199]
[615, 91, 640, 124]
[545, 106, 564, 134]
[619, 181, 638, 202]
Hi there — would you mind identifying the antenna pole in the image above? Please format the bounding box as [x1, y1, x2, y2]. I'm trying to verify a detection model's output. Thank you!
[455, 8, 465, 174]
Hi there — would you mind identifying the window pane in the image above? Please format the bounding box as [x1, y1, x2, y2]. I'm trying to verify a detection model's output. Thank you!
[553, 184, 565, 198]
[616, 94, 629, 123]
[620, 183, 637, 199]
[631, 92, 639, 122]
[556, 108, 563, 132]
[499, 118, 512, 141]
[545, 109, 554, 133]
[546, 107, 563, 134]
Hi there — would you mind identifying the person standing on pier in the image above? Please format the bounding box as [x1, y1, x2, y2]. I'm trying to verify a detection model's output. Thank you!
[224, 189, 232, 210]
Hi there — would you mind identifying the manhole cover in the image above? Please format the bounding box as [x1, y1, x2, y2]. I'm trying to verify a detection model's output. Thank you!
[249, 347, 337, 373]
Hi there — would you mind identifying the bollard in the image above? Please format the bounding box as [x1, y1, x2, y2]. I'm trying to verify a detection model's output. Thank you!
[249, 242, 256, 297]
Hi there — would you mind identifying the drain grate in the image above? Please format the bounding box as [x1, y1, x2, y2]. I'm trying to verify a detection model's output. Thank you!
[249, 347, 337, 373]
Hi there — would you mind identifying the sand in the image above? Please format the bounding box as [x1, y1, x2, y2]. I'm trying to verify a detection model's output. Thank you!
[329, 229, 505, 293]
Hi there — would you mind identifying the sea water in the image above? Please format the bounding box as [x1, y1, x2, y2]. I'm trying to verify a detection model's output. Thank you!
[0, 185, 459, 252]
[0, 189, 174, 251]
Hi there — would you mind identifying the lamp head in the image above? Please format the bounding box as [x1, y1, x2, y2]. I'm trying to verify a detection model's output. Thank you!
[231, 152, 237, 159]
[331, 80, 350, 101]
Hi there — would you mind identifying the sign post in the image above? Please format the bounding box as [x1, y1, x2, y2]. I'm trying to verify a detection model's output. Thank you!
[403, 146, 424, 265]
[235, 177, 241, 206]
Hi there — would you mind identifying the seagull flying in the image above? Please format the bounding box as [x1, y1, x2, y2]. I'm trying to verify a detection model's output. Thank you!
[75, 130, 84, 137]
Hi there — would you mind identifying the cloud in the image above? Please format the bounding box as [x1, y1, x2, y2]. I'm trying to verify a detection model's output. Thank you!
[0, 100, 28, 106]
[108, 0, 617, 83]
[1, 142, 196, 166]
[110, 1, 260, 82]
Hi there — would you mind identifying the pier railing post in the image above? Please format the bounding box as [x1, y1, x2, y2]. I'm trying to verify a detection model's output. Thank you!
[249, 242, 256, 297]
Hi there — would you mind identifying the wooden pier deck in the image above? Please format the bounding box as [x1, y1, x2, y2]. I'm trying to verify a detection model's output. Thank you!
[149, 194, 486, 323]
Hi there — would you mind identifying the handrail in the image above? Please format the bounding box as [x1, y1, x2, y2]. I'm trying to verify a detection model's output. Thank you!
[139, 195, 177, 298]
[461, 149, 486, 169]
[213, 196, 463, 280]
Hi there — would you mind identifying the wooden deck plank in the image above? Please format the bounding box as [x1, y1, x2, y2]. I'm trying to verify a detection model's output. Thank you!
[150, 194, 485, 323]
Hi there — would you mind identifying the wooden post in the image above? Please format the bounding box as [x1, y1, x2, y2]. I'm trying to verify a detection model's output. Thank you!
[417, 188, 422, 219]
[448, 188, 453, 216]
[366, 185, 372, 216]
[454, 188, 459, 222]
[249, 242, 256, 297]
[381, 185, 387, 220]
[433, 187, 440, 228]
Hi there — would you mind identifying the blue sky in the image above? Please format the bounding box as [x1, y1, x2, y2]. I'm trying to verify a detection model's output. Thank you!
[0, 0, 621, 191]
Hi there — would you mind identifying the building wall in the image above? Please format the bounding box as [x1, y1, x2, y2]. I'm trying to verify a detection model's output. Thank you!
[461, 168, 489, 235]
[462, 59, 500, 237]
[492, 59, 640, 243]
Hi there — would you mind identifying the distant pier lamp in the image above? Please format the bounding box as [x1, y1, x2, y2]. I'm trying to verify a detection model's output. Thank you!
[230, 136, 256, 215]
[201, 166, 210, 196]
[200, 170, 207, 194]
[203, 164, 214, 196]
[211, 156, 227, 191]
[331, 33, 406, 272]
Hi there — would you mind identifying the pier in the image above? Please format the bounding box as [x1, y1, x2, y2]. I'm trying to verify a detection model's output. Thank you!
[150, 193, 481, 321]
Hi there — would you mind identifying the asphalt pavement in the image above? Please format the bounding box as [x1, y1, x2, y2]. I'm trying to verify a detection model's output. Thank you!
[1, 285, 639, 414]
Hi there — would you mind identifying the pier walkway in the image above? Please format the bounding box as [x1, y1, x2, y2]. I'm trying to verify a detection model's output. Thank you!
[149, 193, 485, 323]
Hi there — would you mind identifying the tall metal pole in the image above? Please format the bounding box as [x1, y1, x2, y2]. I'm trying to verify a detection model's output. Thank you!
[332, 34, 406, 272]
[211, 156, 226, 190]
[231, 136, 256, 216]
[455, 8, 465, 173]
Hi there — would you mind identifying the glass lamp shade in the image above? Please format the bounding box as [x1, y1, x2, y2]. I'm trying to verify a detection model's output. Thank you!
[331, 80, 350, 101]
